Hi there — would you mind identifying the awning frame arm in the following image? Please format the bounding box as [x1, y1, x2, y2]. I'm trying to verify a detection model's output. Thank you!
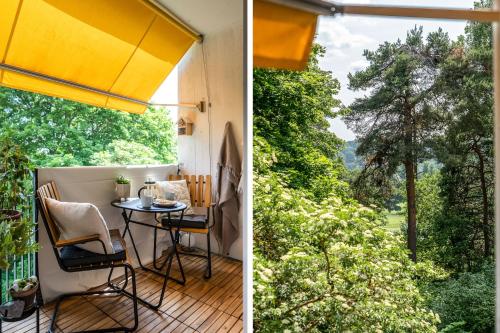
[266, 0, 500, 22]
[0, 63, 208, 112]
[150, 100, 207, 112]
[143, 0, 204, 41]
[0, 63, 149, 106]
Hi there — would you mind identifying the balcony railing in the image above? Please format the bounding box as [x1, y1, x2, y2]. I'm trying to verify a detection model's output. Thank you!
[0, 187, 37, 305]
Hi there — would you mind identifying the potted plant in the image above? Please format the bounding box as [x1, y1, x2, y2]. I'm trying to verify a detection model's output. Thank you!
[0, 136, 32, 220]
[0, 135, 37, 271]
[115, 175, 131, 200]
[9, 276, 38, 312]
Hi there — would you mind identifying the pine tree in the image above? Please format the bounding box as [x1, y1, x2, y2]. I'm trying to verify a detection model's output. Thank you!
[345, 27, 450, 261]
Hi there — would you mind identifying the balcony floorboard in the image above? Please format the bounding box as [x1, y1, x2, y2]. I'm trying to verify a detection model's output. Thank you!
[2, 253, 242, 333]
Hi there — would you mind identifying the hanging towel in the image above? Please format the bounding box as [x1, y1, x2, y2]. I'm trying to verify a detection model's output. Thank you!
[214, 122, 241, 255]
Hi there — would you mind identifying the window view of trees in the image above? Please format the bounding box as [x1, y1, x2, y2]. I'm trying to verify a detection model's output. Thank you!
[0, 87, 177, 167]
[253, 1, 495, 331]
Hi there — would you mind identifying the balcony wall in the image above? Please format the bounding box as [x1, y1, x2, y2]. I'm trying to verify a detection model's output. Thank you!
[169, 0, 244, 260]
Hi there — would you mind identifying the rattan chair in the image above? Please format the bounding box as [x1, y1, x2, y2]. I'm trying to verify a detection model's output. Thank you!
[159, 175, 214, 279]
[37, 181, 138, 332]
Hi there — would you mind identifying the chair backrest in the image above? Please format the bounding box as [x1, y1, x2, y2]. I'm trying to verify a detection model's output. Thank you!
[36, 181, 62, 246]
[168, 175, 212, 208]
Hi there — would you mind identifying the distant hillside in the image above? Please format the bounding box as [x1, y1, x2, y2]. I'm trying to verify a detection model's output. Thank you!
[341, 140, 441, 174]
[341, 140, 363, 170]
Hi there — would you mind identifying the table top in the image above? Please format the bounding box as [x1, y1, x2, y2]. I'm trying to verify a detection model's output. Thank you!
[111, 198, 187, 213]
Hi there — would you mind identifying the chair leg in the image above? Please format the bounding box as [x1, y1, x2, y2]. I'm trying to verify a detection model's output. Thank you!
[106, 266, 114, 287]
[125, 263, 139, 332]
[205, 230, 212, 279]
[107, 265, 129, 293]
[49, 265, 138, 332]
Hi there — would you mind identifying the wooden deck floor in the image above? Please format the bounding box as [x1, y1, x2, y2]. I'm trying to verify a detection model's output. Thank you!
[2, 253, 243, 333]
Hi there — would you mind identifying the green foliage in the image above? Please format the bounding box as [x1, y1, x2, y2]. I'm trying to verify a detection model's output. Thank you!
[254, 44, 348, 202]
[11, 276, 38, 292]
[254, 47, 439, 332]
[90, 140, 162, 166]
[115, 175, 130, 184]
[425, 263, 494, 332]
[0, 135, 33, 210]
[0, 87, 176, 167]
[344, 26, 451, 234]
[408, 172, 444, 263]
[0, 139, 37, 270]
[1, 217, 37, 273]
[439, 322, 469, 333]
[253, 139, 439, 332]
[430, 5, 494, 270]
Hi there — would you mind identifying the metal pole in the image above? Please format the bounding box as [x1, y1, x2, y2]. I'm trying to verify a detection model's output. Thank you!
[0, 64, 149, 107]
[494, 1, 500, 330]
[141, 0, 203, 41]
[266, 0, 500, 22]
[0, 64, 206, 112]
[340, 4, 500, 22]
[243, 0, 253, 331]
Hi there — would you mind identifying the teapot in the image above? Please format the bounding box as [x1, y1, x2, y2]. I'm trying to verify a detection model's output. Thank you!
[138, 177, 157, 208]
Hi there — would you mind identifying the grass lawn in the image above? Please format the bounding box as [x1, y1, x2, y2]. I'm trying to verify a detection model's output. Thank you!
[385, 212, 405, 233]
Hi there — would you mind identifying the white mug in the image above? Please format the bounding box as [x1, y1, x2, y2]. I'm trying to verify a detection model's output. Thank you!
[141, 194, 154, 208]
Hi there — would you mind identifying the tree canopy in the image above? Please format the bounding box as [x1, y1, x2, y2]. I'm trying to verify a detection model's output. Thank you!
[254, 45, 348, 202]
[345, 26, 451, 261]
[254, 45, 439, 332]
[0, 87, 176, 167]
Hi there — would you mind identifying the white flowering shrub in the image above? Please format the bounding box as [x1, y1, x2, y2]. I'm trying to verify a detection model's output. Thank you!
[253, 137, 440, 332]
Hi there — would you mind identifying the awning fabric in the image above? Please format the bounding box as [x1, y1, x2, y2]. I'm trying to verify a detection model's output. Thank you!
[254, 0, 318, 71]
[0, 0, 199, 113]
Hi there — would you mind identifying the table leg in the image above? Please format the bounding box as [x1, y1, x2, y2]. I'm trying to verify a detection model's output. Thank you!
[153, 226, 168, 271]
[169, 210, 186, 284]
[123, 210, 146, 269]
[121, 209, 133, 239]
[150, 211, 186, 285]
[118, 208, 186, 310]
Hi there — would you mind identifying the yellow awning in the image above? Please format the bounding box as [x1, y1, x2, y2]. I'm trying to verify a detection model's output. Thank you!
[254, 0, 500, 71]
[254, 0, 318, 71]
[0, 0, 200, 114]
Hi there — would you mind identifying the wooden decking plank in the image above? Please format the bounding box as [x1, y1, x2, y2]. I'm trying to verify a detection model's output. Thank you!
[224, 296, 243, 316]
[205, 312, 233, 332]
[170, 295, 198, 318]
[197, 308, 224, 332]
[217, 315, 239, 333]
[231, 300, 243, 318]
[18, 253, 243, 332]
[137, 312, 177, 333]
[227, 319, 243, 333]
[176, 298, 205, 324]
[182, 303, 211, 327]
[3, 309, 51, 333]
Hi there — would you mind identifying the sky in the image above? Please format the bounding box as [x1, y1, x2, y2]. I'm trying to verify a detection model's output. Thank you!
[317, 0, 476, 141]
[150, 65, 179, 121]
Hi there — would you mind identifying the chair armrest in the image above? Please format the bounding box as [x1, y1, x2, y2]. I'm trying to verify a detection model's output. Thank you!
[55, 234, 101, 248]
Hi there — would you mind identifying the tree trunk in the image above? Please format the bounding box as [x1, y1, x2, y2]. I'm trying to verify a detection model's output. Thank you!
[405, 160, 417, 262]
[473, 143, 491, 257]
[404, 102, 417, 262]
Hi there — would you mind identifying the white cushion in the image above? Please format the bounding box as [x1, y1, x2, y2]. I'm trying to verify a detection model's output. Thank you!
[156, 180, 195, 215]
[45, 198, 114, 254]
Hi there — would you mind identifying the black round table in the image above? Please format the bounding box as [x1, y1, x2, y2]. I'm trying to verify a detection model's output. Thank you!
[111, 198, 187, 310]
